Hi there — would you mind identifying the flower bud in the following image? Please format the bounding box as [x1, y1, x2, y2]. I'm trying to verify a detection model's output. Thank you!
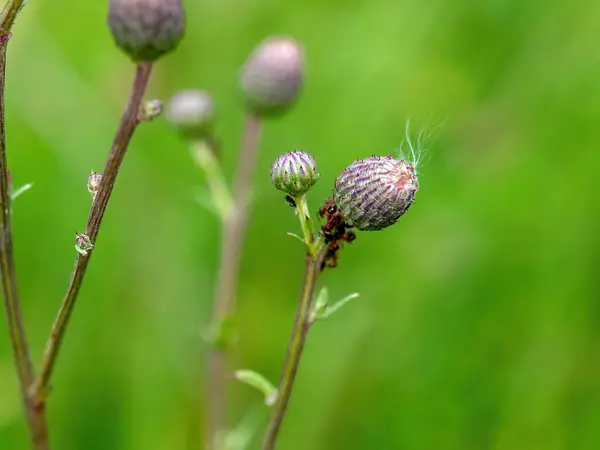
[108, 0, 185, 62]
[139, 98, 163, 122]
[270, 150, 319, 197]
[75, 233, 94, 256]
[333, 156, 419, 231]
[240, 37, 304, 117]
[87, 171, 102, 198]
[166, 90, 215, 139]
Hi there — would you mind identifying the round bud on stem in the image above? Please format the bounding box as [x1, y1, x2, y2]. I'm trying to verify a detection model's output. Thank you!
[333, 156, 419, 231]
[139, 99, 163, 122]
[87, 171, 102, 198]
[240, 37, 304, 117]
[166, 90, 216, 139]
[270, 150, 319, 196]
[108, 0, 185, 62]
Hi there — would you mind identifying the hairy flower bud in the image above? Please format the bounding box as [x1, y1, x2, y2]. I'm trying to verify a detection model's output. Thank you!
[166, 89, 215, 139]
[270, 150, 319, 196]
[240, 37, 304, 116]
[108, 0, 185, 62]
[333, 156, 419, 231]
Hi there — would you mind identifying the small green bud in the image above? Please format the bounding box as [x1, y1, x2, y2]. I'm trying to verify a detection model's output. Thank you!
[108, 0, 185, 62]
[333, 156, 419, 231]
[75, 233, 94, 256]
[139, 98, 163, 122]
[166, 89, 215, 139]
[87, 171, 102, 198]
[270, 150, 319, 197]
[240, 37, 304, 117]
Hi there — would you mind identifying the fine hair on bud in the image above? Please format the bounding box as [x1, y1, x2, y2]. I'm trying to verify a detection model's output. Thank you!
[333, 155, 419, 231]
[270, 150, 320, 197]
[240, 36, 304, 117]
[108, 0, 186, 62]
[397, 118, 442, 175]
[166, 89, 216, 139]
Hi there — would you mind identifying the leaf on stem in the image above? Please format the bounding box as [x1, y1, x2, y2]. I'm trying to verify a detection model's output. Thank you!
[285, 231, 305, 245]
[218, 406, 263, 450]
[234, 369, 277, 406]
[310, 288, 360, 324]
[206, 313, 238, 351]
[10, 182, 33, 201]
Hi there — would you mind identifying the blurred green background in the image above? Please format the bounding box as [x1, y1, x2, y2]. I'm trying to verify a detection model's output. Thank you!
[1, 0, 599, 449]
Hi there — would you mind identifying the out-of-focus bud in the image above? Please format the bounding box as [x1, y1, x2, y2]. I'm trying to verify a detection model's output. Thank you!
[139, 99, 163, 122]
[166, 90, 216, 139]
[270, 150, 319, 197]
[333, 156, 419, 231]
[87, 171, 102, 199]
[108, 0, 186, 62]
[240, 37, 304, 117]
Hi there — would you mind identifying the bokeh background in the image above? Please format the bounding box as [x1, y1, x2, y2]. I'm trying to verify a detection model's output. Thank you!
[1, 0, 600, 449]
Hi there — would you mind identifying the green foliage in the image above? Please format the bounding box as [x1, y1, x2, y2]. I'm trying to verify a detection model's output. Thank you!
[1, 0, 599, 449]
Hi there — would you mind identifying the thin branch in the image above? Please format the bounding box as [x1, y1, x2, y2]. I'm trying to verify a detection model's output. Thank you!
[31, 62, 154, 403]
[204, 113, 263, 449]
[262, 241, 327, 450]
[0, 23, 50, 450]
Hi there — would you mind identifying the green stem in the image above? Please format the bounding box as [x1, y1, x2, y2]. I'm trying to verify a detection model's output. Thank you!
[205, 113, 263, 450]
[190, 139, 233, 221]
[31, 62, 154, 404]
[261, 240, 327, 450]
[294, 194, 313, 247]
[0, 26, 50, 450]
[0, 0, 25, 32]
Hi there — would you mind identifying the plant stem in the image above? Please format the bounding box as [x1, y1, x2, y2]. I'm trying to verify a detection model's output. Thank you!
[262, 239, 327, 450]
[294, 194, 313, 245]
[31, 62, 154, 404]
[0, 29, 50, 450]
[190, 139, 233, 221]
[205, 113, 263, 449]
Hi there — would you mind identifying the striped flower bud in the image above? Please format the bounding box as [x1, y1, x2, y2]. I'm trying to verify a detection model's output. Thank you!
[108, 0, 186, 62]
[166, 90, 216, 139]
[333, 156, 419, 231]
[240, 37, 304, 117]
[270, 150, 319, 196]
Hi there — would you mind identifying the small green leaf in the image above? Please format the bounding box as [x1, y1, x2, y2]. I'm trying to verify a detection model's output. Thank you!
[309, 286, 329, 323]
[208, 314, 238, 351]
[234, 370, 277, 406]
[312, 292, 360, 323]
[218, 406, 263, 450]
[10, 182, 33, 201]
[285, 231, 305, 245]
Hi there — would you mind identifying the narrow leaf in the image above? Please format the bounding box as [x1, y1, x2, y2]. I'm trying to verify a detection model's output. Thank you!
[234, 369, 277, 406]
[10, 182, 33, 201]
[309, 286, 329, 323]
[317, 293, 360, 321]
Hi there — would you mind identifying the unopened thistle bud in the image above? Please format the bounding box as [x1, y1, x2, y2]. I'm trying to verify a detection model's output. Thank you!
[270, 150, 319, 197]
[166, 90, 215, 139]
[108, 0, 186, 62]
[333, 156, 419, 231]
[240, 37, 304, 116]
[87, 171, 102, 198]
